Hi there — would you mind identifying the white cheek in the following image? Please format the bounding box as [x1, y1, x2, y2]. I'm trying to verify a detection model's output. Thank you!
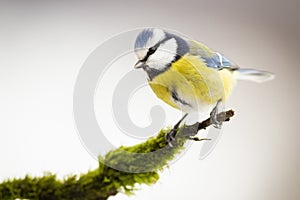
[147, 38, 177, 70]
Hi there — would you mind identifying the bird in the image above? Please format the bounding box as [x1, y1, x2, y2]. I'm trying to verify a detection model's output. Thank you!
[133, 28, 274, 145]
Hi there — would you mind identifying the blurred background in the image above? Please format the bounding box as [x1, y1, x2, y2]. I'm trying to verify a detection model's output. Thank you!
[0, 0, 299, 199]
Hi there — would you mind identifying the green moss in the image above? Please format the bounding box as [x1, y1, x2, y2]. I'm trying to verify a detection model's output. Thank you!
[0, 127, 187, 200]
[0, 110, 234, 200]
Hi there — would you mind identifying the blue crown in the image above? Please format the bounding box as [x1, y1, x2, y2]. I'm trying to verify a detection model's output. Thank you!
[134, 29, 154, 49]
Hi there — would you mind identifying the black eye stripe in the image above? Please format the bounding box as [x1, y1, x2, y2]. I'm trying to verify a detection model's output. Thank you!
[148, 47, 157, 55]
[141, 46, 157, 62]
[140, 36, 171, 62]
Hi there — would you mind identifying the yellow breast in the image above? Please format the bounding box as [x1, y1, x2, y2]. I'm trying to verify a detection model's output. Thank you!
[148, 55, 236, 111]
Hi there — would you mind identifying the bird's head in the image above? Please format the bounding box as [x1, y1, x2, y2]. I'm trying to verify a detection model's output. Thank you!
[134, 28, 189, 79]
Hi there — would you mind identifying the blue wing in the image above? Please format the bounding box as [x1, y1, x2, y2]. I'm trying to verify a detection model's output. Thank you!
[202, 52, 238, 69]
[188, 40, 239, 70]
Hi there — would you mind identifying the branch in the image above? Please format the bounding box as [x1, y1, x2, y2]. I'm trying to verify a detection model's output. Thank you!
[0, 110, 234, 200]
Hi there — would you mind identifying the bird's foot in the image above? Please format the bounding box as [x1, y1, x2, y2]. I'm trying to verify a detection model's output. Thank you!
[210, 99, 223, 129]
[188, 136, 211, 142]
[165, 128, 177, 147]
[165, 113, 188, 147]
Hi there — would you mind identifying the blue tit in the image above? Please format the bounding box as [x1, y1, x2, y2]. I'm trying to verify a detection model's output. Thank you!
[133, 28, 274, 143]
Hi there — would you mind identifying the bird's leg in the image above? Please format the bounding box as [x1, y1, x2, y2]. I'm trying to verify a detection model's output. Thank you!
[210, 99, 223, 129]
[165, 113, 188, 147]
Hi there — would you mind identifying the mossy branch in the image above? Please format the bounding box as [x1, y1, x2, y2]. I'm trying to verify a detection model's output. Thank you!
[0, 110, 234, 200]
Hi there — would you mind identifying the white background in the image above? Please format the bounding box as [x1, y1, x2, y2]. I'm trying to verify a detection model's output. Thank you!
[0, 1, 299, 199]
